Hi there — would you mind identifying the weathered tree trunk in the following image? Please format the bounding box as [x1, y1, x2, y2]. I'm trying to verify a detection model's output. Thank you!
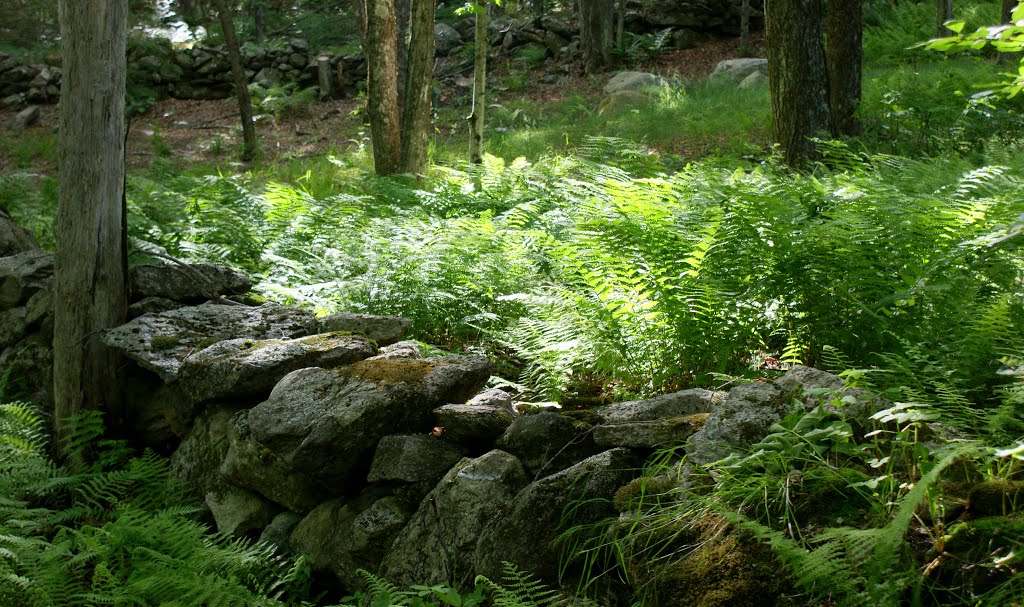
[469, 0, 488, 164]
[54, 0, 129, 446]
[251, 0, 266, 43]
[395, 0, 412, 125]
[579, 0, 614, 73]
[936, 0, 953, 37]
[215, 0, 258, 161]
[399, 0, 435, 174]
[765, 0, 832, 167]
[740, 0, 751, 55]
[1002, 0, 1016, 22]
[826, 0, 862, 135]
[366, 0, 401, 175]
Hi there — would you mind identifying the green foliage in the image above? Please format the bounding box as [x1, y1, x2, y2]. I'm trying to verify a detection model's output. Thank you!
[0, 403, 314, 607]
[250, 83, 319, 121]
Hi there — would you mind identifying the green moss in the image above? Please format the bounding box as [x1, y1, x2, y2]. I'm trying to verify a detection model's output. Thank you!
[150, 335, 180, 351]
[667, 412, 711, 433]
[655, 523, 788, 607]
[795, 466, 875, 526]
[968, 480, 1024, 517]
[348, 358, 441, 385]
[936, 514, 1024, 599]
[613, 474, 680, 512]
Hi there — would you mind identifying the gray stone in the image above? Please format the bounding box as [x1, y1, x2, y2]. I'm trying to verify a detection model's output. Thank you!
[259, 512, 304, 547]
[710, 58, 768, 84]
[317, 312, 412, 346]
[597, 388, 722, 424]
[10, 105, 38, 134]
[0, 250, 52, 310]
[128, 297, 184, 319]
[1, 93, 25, 110]
[177, 333, 378, 404]
[774, 365, 884, 421]
[381, 450, 528, 587]
[128, 263, 252, 303]
[221, 355, 492, 511]
[206, 486, 277, 536]
[593, 414, 709, 449]
[434, 404, 515, 444]
[290, 494, 411, 590]
[603, 71, 666, 95]
[288, 53, 307, 68]
[467, 387, 515, 412]
[685, 381, 792, 465]
[254, 67, 283, 87]
[496, 412, 602, 479]
[370, 340, 422, 360]
[0, 208, 38, 257]
[289, 38, 310, 52]
[473, 448, 642, 584]
[738, 70, 769, 89]
[367, 434, 466, 484]
[598, 90, 650, 115]
[101, 302, 316, 382]
[170, 403, 245, 498]
[435, 23, 463, 55]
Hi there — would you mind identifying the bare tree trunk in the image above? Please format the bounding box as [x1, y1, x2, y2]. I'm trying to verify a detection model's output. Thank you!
[366, 0, 401, 175]
[215, 0, 258, 162]
[826, 0, 862, 135]
[469, 0, 488, 164]
[54, 0, 129, 447]
[579, 0, 614, 73]
[1002, 0, 1016, 22]
[765, 0, 832, 167]
[740, 0, 751, 55]
[936, 0, 953, 37]
[252, 0, 266, 44]
[399, 0, 434, 174]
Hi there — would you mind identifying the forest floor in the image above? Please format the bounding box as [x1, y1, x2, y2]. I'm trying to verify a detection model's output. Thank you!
[0, 33, 764, 174]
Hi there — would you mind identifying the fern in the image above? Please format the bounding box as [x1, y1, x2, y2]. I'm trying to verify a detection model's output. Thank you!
[476, 562, 568, 607]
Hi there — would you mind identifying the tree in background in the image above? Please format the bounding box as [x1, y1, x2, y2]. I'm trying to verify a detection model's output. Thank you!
[937, 0, 954, 38]
[765, 0, 832, 166]
[213, 0, 259, 161]
[54, 0, 130, 447]
[362, 0, 435, 175]
[826, 0, 862, 135]
[469, 0, 488, 163]
[579, 0, 614, 73]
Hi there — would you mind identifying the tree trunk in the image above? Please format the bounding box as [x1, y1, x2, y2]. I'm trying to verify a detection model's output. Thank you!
[469, 0, 488, 164]
[252, 0, 266, 44]
[765, 0, 832, 167]
[1002, 0, 1016, 23]
[54, 0, 129, 447]
[366, 0, 401, 175]
[740, 0, 751, 55]
[399, 0, 434, 174]
[395, 0, 412, 125]
[579, 0, 614, 73]
[215, 0, 258, 162]
[936, 0, 953, 37]
[826, 0, 862, 135]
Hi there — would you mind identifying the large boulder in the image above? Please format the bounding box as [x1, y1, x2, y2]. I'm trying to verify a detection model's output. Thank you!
[604, 71, 666, 95]
[496, 411, 602, 479]
[597, 388, 722, 423]
[435, 23, 463, 55]
[221, 355, 492, 511]
[774, 364, 883, 421]
[10, 105, 39, 133]
[434, 403, 515, 446]
[473, 448, 643, 584]
[0, 250, 52, 310]
[101, 302, 316, 382]
[381, 450, 529, 588]
[593, 413, 709, 449]
[710, 58, 768, 85]
[289, 494, 412, 590]
[176, 333, 378, 404]
[366, 434, 466, 484]
[685, 381, 791, 465]
[316, 312, 412, 346]
[170, 403, 247, 498]
[598, 90, 651, 115]
[128, 263, 252, 303]
[206, 486, 278, 536]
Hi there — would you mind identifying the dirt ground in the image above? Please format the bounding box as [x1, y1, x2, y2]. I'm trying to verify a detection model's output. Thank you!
[0, 33, 763, 174]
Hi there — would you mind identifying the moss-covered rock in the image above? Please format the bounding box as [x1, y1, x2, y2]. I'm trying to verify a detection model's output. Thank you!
[968, 480, 1024, 517]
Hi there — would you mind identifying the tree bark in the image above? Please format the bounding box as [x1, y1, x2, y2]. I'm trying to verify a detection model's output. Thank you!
[252, 0, 266, 44]
[215, 0, 258, 161]
[936, 0, 953, 37]
[826, 0, 862, 135]
[366, 0, 401, 175]
[469, 0, 488, 164]
[1002, 0, 1016, 23]
[399, 0, 434, 174]
[740, 0, 751, 55]
[765, 0, 832, 167]
[55, 0, 129, 446]
[580, 0, 614, 73]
